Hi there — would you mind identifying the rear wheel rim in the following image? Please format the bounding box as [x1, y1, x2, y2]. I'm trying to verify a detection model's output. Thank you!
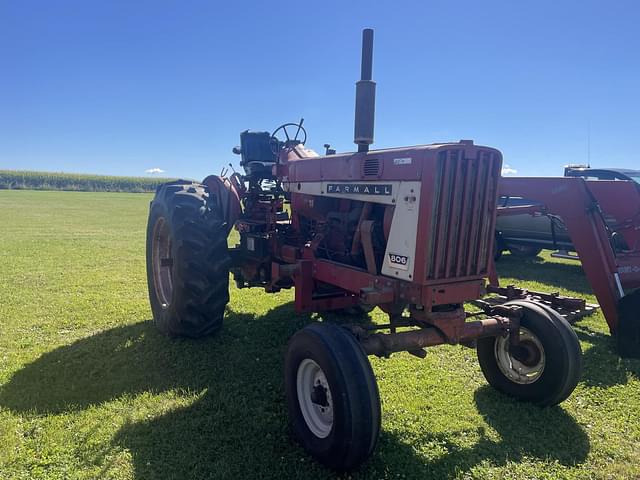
[296, 359, 334, 438]
[151, 217, 173, 308]
[494, 327, 545, 384]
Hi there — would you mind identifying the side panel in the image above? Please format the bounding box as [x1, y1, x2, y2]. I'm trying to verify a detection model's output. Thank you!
[283, 180, 408, 205]
[284, 180, 422, 281]
[381, 182, 422, 280]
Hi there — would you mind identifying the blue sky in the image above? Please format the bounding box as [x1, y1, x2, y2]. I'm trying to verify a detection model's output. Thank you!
[1, 0, 638, 180]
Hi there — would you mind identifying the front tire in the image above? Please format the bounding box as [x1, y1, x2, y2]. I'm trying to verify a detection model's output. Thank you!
[285, 323, 381, 471]
[477, 300, 582, 406]
[146, 181, 230, 338]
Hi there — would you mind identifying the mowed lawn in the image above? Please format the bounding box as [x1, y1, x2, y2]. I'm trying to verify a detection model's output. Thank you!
[0, 190, 639, 480]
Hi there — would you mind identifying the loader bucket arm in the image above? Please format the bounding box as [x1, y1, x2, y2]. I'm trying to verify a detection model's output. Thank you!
[496, 176, 640, 357]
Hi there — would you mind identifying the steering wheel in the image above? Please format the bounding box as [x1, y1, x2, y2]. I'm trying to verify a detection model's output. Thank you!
[270, 119, 307, 155]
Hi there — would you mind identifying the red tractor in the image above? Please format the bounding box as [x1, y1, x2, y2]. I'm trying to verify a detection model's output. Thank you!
[146, 30, 583, 470]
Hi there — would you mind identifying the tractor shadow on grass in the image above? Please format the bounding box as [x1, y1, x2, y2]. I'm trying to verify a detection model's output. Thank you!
[0, 302, 335, 478]
[574, 325, 640, 387]
[496, 255, 592, 295]
[0, 312, 257, 414]
[0, 304, 376, 417]
[373, 386, 590, 478]
[0, 301, 594, 479]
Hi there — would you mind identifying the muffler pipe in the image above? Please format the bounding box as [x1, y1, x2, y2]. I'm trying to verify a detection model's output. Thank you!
[354, 28, 376, 153]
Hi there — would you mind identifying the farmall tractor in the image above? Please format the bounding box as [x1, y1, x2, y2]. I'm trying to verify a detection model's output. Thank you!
[146, 30, 582, 470]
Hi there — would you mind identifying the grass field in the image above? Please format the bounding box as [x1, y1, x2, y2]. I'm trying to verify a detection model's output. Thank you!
[0, 190, 639, 480]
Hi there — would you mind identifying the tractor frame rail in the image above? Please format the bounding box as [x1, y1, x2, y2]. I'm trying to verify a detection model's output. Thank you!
[475, 284, 599, 325]
[348, 304, 523, 358]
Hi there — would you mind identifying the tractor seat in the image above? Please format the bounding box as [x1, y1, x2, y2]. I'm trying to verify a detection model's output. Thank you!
[238, 131, 277, 166]
[244, 161, 275, 178]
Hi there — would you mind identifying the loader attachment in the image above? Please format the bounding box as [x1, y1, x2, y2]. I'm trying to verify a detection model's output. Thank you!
[495, 176, 640, 357]
[479, 284, 599, 324]
[618, 288, 640, 358]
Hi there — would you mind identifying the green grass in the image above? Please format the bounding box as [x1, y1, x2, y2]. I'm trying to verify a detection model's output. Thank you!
[0, 170, 178, 193]
[0, 189, 639, 480]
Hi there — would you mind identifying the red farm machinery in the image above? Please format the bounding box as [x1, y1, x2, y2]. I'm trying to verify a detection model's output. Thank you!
[145, 30, 637, 470]
[491, 176, 640, 357]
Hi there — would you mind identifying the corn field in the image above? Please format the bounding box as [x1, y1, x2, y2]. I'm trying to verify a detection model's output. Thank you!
[0, 170, 179, 193]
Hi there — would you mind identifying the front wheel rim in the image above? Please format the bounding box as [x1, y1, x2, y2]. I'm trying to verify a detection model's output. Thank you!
[494, 327, 546, 384]
[296, 359, 334, 438]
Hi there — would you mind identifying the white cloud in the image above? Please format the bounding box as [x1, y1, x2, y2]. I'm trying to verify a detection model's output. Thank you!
[501, 164, 518, 176]
[145, 168, 165, 174]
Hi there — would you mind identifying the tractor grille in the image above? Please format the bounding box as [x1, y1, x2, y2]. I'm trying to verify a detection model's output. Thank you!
[362, 158, 380, 177]
[426, 149, 501, 280]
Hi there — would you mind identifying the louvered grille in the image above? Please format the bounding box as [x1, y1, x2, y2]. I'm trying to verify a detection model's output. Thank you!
[426, 149, 501, 280]
[363, 158, 380, 176]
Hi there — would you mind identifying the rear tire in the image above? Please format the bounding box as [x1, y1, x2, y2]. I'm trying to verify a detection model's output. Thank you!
[285, 323, 381, 471]
[146, 181, 230, 338]
[477, 300, 582, 406]
[617, 288, 640, 358]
